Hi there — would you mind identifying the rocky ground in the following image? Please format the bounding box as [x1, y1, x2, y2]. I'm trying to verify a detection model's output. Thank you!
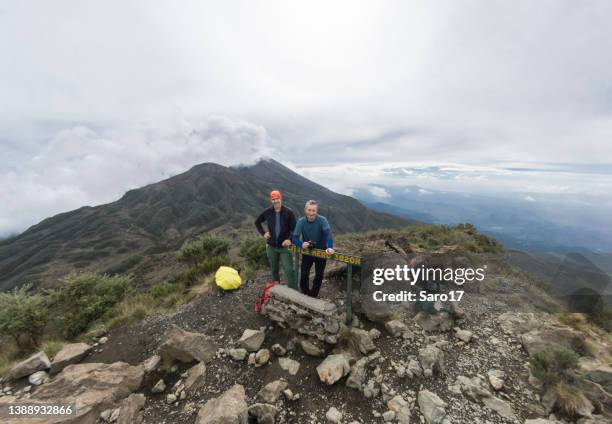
[1, 246, 610, 424]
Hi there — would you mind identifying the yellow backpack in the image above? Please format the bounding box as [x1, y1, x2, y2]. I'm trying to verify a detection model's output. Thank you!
[215, 266, 242, 290]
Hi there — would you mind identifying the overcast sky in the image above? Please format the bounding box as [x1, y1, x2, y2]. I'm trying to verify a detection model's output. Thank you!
[1, 0, 612, 236]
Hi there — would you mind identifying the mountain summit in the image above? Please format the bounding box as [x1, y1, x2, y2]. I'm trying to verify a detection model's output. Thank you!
[0, 159, 411, 291]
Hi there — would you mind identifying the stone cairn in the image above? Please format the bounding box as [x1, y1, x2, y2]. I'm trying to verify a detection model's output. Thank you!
[261, 285, 342, 344]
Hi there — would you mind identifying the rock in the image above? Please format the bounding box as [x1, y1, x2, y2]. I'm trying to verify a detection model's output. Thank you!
[167, 393, 177, 404]
[487, 369, 505, 391]
[369, 328, 382, 339]
[455, 328, 473, 343]
[196, 384, 248, 424]
[524, 419, 562, 424]
[278, 357, 300, 375]
[271, 344, 287, 356]
[346, 357, 368, 390]
[300, 339, 326, 357]
[9, 351, 51, 380]
[160, 325, 218, 364]
[28, 371, 48, 386]
[388, 395, 411, 423]
[258, 380, 288, 403]
[238, 329, 265, 352]
[254, 349, 270, 367]
[482, 396, 515, 420]
[418, 345, 445, 377]
[349, 327, 376, 354]
[50, 343, 92, 374]
[415, 312, 454, 333]
[248, 403, 278, 424]
[317, 354, 351, 385]
[418, 389, 450, 424]
[383, 410, 396, 421]
[455, 375, 491, 401]
[497, 312, 540, 335]
[109, 408, 121, 422]
[152, 379, 166, 393]
[229, 348, 248, 361]
[406, 358, 423, 378]
[184, 362, 206, 392]
[117, 393, 145, 424]
[579, 359, 612, 393]
[88, 326, 108, 339]
[143, 355, 161, 373]
[33, 362, 144, 422]
[325, 406, 343, 423]
[99, 336, 109, 344]
[385, 320, 409, 337]
[521, 325, 586, 356]
[100, 409, 112, 422]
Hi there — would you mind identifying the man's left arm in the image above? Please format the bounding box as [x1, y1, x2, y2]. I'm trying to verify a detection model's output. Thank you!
[322, 218, 334, 253]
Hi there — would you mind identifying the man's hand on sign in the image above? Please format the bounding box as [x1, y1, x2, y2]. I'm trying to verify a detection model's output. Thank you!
[302, 241, 310, 249]
[326, 248, 335, 255]
[282, 239, 291, 247]
[263, 232, 271, 240]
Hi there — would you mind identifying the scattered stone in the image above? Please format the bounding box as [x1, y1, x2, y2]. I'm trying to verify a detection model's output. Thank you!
[415, 311, 454, 333]
[117, 393, 145, 424]
[184, 362, 206, 392]
[28, 371, 48, 386]
[326, 406, 343, 423]
[346, 357, 368, 390]
[9, 351, 51, 380]
[283, 388, 295, 400]
[258, 380, 288, 403]
[418, 389, 450, 424]
[271, 344, 287, 356]
[278, 357, 300, 375]
[239, 329, 265, 352]
[383, 410, 396, 421]
[349, 327, 376, 354]
[143, 355, 161, 373]
[317, 354, 351, 385]
[388, 395, 411, 423]
[160, 325, 218, 364]
[482, 396, 515, 420]
[254, 349, 270, 367]
[418, 345, 445, 377]
[229, 348, 248, 361]
[99, 336, 109, 344]
[521, 325, 586, 356]
[369, 328, 382, 339]
[152, 379, 166, 393]
[196, 384, 248, 424]
[455, 328, 473, 343]
[50, 343, 92, 374]
[300, 339, 326, 357]
[454, 375, 491, 401]
[385, 320, 408, 337]
[166, 393, 177, 404]
[248, 403, 278, 424]
[487, 369, 505, 391]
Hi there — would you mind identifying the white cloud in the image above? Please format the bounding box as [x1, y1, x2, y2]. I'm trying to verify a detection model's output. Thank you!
[368, 186, 390, 199]
[0, 116, 274, 235]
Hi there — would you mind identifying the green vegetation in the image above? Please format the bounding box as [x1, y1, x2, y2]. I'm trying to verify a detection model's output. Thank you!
[177, 235, 230, 267]
[0, 285, 49, 349]
[529, 347, 579, 387]
[50, 272, 132, 339]
[239, 236, 268, 269]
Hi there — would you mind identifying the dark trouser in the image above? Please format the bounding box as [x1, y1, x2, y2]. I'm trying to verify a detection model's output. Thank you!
[266, 244, 297, 289]
[300, 255, 327, 297]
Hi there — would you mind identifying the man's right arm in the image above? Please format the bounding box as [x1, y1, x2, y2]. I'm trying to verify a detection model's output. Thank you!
[254, 210, 266, 235]
[292, 219, 303, 247]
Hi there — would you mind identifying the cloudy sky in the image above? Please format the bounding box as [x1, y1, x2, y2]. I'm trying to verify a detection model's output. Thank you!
[1, 0, 612, 236]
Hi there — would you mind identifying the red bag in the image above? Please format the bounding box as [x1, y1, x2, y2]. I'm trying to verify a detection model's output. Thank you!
[255, 280, 279, 312]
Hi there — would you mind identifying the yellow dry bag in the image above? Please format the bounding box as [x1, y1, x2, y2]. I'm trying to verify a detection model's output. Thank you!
[215, 266, 242, 290]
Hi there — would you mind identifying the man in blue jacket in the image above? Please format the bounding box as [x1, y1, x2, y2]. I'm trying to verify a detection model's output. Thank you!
[255, 190, 297, 288]
[292, 200, 335, 297]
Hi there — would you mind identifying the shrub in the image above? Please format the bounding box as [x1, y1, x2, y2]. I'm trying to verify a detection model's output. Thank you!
[0, 285, 49, 350]
[239, 236, 268, 269]
[529, 347, 579, 387]
[52, 272, 131, 339]
[177, 235, 230, 267]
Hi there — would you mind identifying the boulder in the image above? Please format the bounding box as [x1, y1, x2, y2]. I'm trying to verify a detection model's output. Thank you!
[238, 329, 265, 352]
[33, 362, 144, 422]
[117, 393, 145, 424]
[143, 355, 161, 373]
[385, 320, 408, 337]
[50, 343, 92, 374]
[9, 351, 51, 380]
[387, 395, 411, 423]
[184, 362, 207, 392]
[346, 357, 368, 390]
[228, 348, 248, 361]
[196, 384, 248, 424]
[482, 396, 515, 420]
[454, 375, 491, 401]
[28, 370, 48, 386]
[317, 354, 351, 385]
[278, 357, 300, 376]
[349, 328, 376, 354]
[487, 369, 505, 391]
[300, 339, 326, 357]
[415, 311, 454, 333]
[159, 325, 217, 364]
[248, 403, 278, 424]
[258, 380, 288, 403]
[418, 389, 450, 424]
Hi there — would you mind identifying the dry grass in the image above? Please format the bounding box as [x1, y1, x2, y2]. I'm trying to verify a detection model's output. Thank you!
[40, 339, 66, 361]
[553, 381, 591, 419]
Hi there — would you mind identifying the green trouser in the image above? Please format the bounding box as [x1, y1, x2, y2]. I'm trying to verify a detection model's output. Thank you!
[266, 244, 297, 289]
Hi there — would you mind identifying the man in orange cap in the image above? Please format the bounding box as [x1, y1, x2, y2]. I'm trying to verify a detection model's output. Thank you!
[255, 190, 297, 288]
